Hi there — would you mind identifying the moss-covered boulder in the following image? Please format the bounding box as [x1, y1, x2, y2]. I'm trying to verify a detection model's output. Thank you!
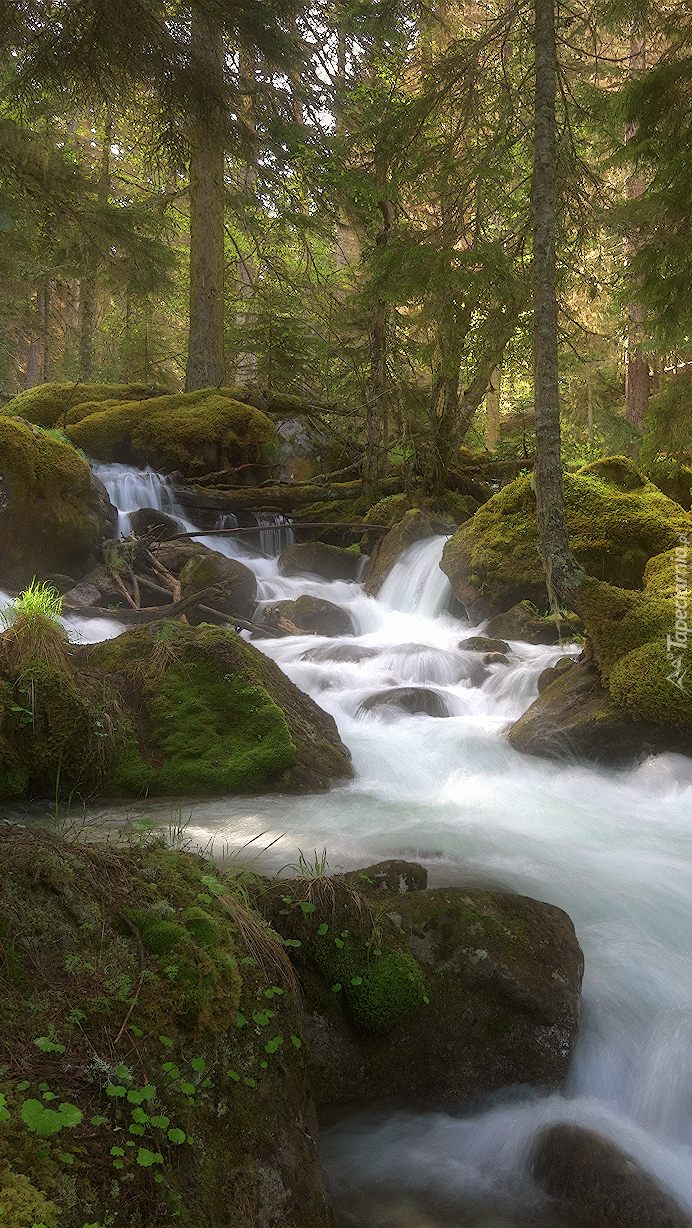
[440, 470, 692, 621]
[178, 551, 257, 624]
[0, 382, 170, 429]
[0, 622, 352, 803]
[507, 659, 692, 763]
[0, 417, 116, 587]
[86, 622, 353, 798]
[59, 389, 276, 478]
[0, 828, 335, 1228]
[277, 542, 361, 582]
[532, 1124, 692, 1228]
[257, 863, 583, 1109]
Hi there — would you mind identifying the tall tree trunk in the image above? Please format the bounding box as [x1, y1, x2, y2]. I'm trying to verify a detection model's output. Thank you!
[624, 31, 648, 429]
[78, 116, 112, 382]
[185, 11, 225, 392]
[234, 47, 259, 387]
[40, 279, 51, 383]
[363, 200, 394, 504]
[485, 367, 501, 451]
[532, 0, 585, 610]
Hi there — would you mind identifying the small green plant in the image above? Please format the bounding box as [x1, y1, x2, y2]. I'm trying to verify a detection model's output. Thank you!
[284, 848, 329, 878]
[2, 578, 63, 625]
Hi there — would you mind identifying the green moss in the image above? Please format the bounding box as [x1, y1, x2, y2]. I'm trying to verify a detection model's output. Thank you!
[576, 455, 646, 490]
[0, 1165, 61, 1227]
[644, 548, 692, 597]
[443, 472, 692, 615]
[310, 930, 426, 1035]
[298, 499, 357, 523]
[579, 581, 677, 682]
[63, 388, 276, 474]
[609, 641, 692, 727]
[1, 382, 169, 429]
[181, 907, 219, 950]
[147, 658, 295, 796]
[364, 494, 411, 526]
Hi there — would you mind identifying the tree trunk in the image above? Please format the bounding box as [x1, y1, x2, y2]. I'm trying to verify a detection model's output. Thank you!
[363, 298, 388, 504]
[78, 117, 112, 382]
[234, 46, 259, 387]
[532, 0, 586, 610]
[624, 32, 648, 429]
[185, 11, 225, 392]
[485, 367, 501, 451]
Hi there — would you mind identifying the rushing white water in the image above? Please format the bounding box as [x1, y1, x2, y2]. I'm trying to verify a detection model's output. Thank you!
[5, 465, 692, 1224]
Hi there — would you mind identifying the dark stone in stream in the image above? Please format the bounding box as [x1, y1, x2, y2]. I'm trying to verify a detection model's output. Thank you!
[485, 602, 572, 646]
[301, 642, 379, 664]
[483, 651, 510, 666]
[358, 687, 449, 717]
[129, 505, 181, 540]
[508, 660, 692, 765]
[178, 550, 257, 624]
[267, 595, 355, 637]
[268, 873, 585, 1110]
[532, 1123, 692, 1228]
[459, 635, 510, 654]
[278, 541, 361, 582]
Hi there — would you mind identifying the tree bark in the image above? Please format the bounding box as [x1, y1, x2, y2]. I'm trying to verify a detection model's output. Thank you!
[485, 367, 501, 451]
[532, 0, 585, 611]
[78, 116, 112, 382]
[185, 11, 225, 392]
[624, 31, 648, 429]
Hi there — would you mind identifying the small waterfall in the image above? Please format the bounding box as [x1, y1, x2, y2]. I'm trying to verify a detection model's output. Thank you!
[255, 513, 295, 557]
[93, 463, 185, 538]
[378, 535, 456, 618]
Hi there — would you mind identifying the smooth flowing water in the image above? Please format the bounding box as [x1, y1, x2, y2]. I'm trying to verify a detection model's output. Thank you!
[4, 466, 692, 1226]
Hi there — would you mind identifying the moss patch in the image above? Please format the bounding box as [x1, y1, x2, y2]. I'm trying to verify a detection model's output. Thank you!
[441, 471, 692, 620]
[1, 382, 170, 429]
[0, 417, 106, 585]
[0, 829, 331, 1228]
[62, 388, 276, 476]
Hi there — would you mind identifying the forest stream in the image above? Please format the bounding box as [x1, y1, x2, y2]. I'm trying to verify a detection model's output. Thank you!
[4, 465, 692, 1227]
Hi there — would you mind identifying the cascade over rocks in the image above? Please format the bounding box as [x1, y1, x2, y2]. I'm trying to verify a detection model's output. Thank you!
[256, 863, 584, 1110]
[532, 1124, 692, 1228]
[362, 509, 438, 595]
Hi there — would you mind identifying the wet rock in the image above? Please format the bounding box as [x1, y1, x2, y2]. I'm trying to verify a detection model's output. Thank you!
[358, 687, 449, 717]
[485, 602, 579, 646]
[363, 510, 437, 595]
[129, 506, 182, 540]
[290, 881, 584, 1109]
[343, 860, 428, 894]
[42, 572, 78, 594]
[483, 651, 510, 665]
[531, 1123, 692, 1228]
[275, 595, 355, 637]
[178, 550, 257, 623]
[508, 660, 692, 765]
[62, 581, 102, 608]
[459, 635, 510, 654]
[537, 656, 576, 694]
[301, 642, 379, 664]
[278, 541, 361, 582]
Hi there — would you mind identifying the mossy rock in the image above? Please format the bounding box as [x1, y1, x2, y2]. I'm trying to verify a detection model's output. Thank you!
[62, 388, 277, 477]
[0, 417, 115, 586]
[578, 580, 679, 682]
[576, 454, 646, 490]
[644, 547, 692, 597]
[0, 382, 169, 429]
[177, 550, 257, 624]
[0, 828, 334, 1228]
[441, 472, 692, 621]
[84, 622, 352, 798]
[277, 542, 361, 582]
